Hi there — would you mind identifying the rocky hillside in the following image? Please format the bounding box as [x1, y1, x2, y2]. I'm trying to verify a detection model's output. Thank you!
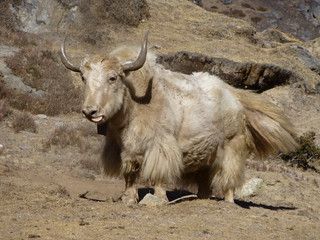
[196, 0, 320, 41]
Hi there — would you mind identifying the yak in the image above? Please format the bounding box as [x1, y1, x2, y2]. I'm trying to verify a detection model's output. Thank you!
[60, 32, 297, 204]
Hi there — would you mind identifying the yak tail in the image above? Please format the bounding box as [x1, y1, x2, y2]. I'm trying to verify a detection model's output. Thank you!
[235, 90, 298, 158]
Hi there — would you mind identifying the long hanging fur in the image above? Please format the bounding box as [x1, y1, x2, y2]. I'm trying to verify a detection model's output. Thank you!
[234, 90, 298, 158]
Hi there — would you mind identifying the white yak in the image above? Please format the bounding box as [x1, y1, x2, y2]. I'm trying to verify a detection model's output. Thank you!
[61, 32, 297, 204]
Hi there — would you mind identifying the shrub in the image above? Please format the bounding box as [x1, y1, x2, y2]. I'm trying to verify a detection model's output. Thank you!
[43, 123, 98, 152]
[12, 111, 37, 133]
[0, 100, 8, 121]
[104, 0, 150, 26]
[5, 47, 83, 115]
[281, 131, 320, 172]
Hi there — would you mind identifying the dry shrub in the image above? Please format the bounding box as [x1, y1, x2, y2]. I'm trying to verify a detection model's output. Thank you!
[43, 124, 98, 152]
[0, 0, 20, 31]
[104, 0, 150, 26]
[0, 76, 7, 99]
[241, 3, 255, 10]
[251, 16, 262, 24]
[49, 185, 70, 198]
[222, 9, 246, 18]
[12, 111, 37, 133]
[0, 78, 9, 120]
[281, 131, 320, 172]
[257, 6, 267, 12]
[0, 0, 37, 47]
[5, 47, 82, 115]
[44, 125, 86, 150]
[0, 100, 8, 121]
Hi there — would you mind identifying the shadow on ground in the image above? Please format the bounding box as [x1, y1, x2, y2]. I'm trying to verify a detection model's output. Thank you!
[138, 188, 297, 211]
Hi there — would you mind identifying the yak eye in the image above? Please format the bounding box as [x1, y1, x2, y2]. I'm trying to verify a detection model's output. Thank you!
[109, 76, 117, 81]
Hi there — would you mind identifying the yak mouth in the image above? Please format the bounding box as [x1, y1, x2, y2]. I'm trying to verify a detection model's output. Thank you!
[84, 114, 106, 124]
[90, 115, 104, 123]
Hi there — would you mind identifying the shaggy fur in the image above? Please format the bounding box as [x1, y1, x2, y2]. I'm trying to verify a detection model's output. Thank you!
[69, 45, 298, 204]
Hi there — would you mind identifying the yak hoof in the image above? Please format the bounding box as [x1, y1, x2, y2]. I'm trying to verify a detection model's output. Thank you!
[111, 192, 138, 205]
[114, 189, 139, 205]
[121, 194, 138, 205]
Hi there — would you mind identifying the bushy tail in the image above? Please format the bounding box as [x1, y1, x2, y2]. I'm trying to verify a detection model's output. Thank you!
[235, 90, 298, 158]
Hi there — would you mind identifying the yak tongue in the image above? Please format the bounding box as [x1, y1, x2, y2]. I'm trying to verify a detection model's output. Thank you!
[91, 116, 103, 123]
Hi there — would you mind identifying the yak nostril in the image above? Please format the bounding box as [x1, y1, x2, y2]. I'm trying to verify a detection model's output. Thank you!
[82, 108, 98, 117]
[89, 110, 97, 116]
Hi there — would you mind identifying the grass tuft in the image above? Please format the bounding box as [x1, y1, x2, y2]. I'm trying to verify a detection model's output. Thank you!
[12, 112, 37, 133]
[281, 131, 320, 172]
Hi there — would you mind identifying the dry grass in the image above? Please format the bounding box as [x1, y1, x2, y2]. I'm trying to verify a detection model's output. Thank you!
[79, 156, 101, 174]
[0, 77, 7, 99]
[0, 0, 19, 32]
[0, 0, 38, 47]
[5, 47, 83, 115]
[48, 185, 70, 198]
[0, 100, 8, 121]
[44, 125, 87, 151]
[12, 112, 37, 133]
[44, 123, 102, 173]
[104, 0, 150, 26]
[0, 1, 82, 116]
[0, 79, 8, 121]
[43, 124, 99, 152]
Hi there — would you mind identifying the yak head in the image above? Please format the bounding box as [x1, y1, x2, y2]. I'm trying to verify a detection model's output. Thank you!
[60, 32, 149, 124]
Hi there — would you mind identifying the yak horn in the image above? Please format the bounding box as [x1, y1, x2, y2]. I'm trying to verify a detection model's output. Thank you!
[122, 31, 149, 72]
[60, 38, 81, 73]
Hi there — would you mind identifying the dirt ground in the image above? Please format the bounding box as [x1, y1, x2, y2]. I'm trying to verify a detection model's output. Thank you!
[0, 97, 320, 240]
[1, 0, 320, 239]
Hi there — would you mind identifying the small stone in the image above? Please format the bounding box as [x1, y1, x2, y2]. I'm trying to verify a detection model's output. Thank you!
[222, 0, 232, 4]
[236, 178, 263, 198]
[79, 218, 90, 226]
[139, 193, 167, 206]
[79, 191, 106, 202]
[36, 114, 47, 119]
[28, 234, 41, 238]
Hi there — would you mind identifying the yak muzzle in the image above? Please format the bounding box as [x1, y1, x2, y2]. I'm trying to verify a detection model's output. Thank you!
[82, 106, 103, 123]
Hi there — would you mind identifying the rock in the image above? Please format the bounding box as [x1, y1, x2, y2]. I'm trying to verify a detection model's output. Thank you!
[79, 191, 107, 202]
[236, 178, 263, 198]
[222, 0, 232, 4]
[10, 0, 69, 34]
[157, 51, 299, 92]
[139, 193, 167, 206]
[9, 0, 149, 34]
[194, 0, 320, 41]
[36, 114, 48, 119]
[290, 45, 320, 75]
[79, 218, 90, 226]
[0, 45, 45, 98]
[28, 234, 41, 238]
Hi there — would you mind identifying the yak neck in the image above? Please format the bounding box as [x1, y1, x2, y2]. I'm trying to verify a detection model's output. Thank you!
[109, 88, 133, 132]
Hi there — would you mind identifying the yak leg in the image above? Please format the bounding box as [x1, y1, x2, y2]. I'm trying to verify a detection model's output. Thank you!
[212, 134, 249, 203]
[196, 167, 213, 199]
[153, 184, 168, 202]
[120, 157, 141, 205]
[121, 171, 139, 205]
[224, 189, 235, 203]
